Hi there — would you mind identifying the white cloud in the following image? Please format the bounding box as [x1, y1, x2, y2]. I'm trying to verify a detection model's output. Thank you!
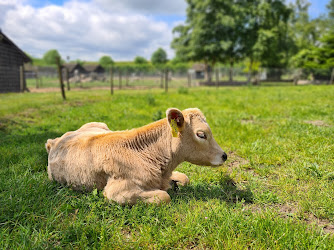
[0, 0, 181, 61]
[94, 0, 187, 15]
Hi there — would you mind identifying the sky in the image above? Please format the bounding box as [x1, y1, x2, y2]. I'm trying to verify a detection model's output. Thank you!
[0, 0, 330, 62]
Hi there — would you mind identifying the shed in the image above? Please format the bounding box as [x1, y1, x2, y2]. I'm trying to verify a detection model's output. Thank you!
[192, 64, 210, 79]
[0, 30, 32, 93]
[63, 63, 87, 77]
[83, 64, 105, 75]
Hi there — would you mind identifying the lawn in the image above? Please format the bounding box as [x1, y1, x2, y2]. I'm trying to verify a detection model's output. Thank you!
[0, 85, 333, 248]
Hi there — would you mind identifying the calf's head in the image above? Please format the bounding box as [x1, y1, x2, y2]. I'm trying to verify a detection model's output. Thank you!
[167, 108, 227, 167]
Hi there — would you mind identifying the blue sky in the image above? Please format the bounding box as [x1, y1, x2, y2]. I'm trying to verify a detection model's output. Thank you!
[0, 0, 331, 61]
[308, 0, 330, 18]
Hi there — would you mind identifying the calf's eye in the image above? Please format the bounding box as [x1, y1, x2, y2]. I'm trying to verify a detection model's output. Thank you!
[196, 131, 207, 139]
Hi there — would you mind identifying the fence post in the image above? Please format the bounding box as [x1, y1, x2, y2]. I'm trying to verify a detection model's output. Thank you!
[187, 72, 191, 87]
[110, 68, 114, 95]
[330, 68, 334, 85]
[215, 67, 219, 88]
[35, 69, 39, 88]
[66, 68, 70, 91]
[160, 70, 164, 88]
[56, 57, 66, 100]
[119, 70, 122, 89]
[39, 77, 43, 87]
[165, 68, 168, 93]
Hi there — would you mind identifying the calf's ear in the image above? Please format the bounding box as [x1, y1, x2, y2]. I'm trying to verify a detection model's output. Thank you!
[166, 108, 185, 133]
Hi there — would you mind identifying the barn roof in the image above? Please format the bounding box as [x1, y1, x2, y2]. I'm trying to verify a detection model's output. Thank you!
[83, 64, 104, 72]
[0, 30, 32, 63]
[63, 63, 82, 71]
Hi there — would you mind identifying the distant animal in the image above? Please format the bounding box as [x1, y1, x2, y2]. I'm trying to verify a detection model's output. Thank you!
[46, 108, 227, 205]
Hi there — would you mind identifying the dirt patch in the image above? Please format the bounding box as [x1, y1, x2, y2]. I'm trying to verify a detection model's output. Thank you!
[241, 119, 255, 125]
[227, 151, 249, 168]
[304, 120, 330, 127]
[243, 203, 334, 234]
[278, 204, 334, 234]
[304, 214, 334, 234]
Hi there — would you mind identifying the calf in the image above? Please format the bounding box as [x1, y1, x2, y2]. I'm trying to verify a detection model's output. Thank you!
[46, 108, 227, 205]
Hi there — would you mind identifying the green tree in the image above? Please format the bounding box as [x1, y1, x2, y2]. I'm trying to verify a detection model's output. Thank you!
[99, 55, 114, 69]
[288, 0, 322, 52]
[151, 48, 167, 66]
[151, 48, 168, 88]
[43, 49, 61, 65]
[315, 33, 334, 80]
[134, 56, 148, 64]
[172, 0, 233, 82]
[292, 32, 334, 81]
[252, 0, 294, 80]
[327, 0, 334, 19]
[172, 0, 257, 82]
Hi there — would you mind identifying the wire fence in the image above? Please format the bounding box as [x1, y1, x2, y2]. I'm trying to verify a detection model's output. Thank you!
[25, 66, 334, 91]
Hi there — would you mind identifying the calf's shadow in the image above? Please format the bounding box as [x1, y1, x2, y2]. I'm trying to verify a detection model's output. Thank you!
[169, 175, 253, 204]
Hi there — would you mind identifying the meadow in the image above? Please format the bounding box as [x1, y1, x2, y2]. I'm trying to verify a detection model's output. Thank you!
[0, 85, 333, 248]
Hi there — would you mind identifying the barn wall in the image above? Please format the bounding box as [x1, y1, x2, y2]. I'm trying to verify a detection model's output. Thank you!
[0, 41, 24, 93]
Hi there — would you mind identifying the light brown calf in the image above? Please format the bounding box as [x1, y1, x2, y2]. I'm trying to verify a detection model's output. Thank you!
[46, 108, 227, 205]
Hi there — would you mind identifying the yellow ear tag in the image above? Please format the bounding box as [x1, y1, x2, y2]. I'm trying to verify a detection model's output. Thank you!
[171, 119, 179, 137]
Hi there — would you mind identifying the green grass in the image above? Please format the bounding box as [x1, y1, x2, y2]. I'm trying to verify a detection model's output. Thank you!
[1, 85, 334, 248]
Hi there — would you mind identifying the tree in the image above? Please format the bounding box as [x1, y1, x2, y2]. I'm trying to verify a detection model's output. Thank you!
[252, 0, 294, 80]
[99, 55, 114, 69]
[327, 0, 334, 19]
[134, 56, 148, 64]
[172, 0, 253, 82]
[133, 56, 150, 74]
[291, 32, 334, 81]
[288, 0, 323, 53]
[151, 48, 168, 88]
[314, 33, 334, 81]
[151, 48, 167, 66]
[327, 0, 334, 34]
[43, 49, 61, 65]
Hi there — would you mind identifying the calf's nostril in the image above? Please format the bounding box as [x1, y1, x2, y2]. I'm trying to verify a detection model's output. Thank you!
[222, 153, 227, 162]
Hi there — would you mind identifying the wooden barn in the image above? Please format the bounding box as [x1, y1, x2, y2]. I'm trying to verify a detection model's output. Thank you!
[0, 30, 32, 93]
[83, 64, 105, 75]
[63, 63, 87, 77]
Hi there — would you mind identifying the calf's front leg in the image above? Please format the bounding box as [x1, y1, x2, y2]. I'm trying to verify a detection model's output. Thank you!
[170, 171, 190, 186]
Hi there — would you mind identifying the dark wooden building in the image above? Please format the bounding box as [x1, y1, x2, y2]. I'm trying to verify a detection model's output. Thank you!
[63, 63, 87, 77]
[0, 30, 32, 93]
[83, 64, 105, 75]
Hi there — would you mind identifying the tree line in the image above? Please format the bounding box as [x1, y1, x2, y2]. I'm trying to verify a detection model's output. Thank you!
[28, 47, 191, 76]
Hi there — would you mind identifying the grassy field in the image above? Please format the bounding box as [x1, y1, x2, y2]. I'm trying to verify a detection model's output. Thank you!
[0, 85, 333, 248]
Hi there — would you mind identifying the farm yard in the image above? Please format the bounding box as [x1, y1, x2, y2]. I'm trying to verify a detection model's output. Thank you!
[1, 85, 333, 248]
